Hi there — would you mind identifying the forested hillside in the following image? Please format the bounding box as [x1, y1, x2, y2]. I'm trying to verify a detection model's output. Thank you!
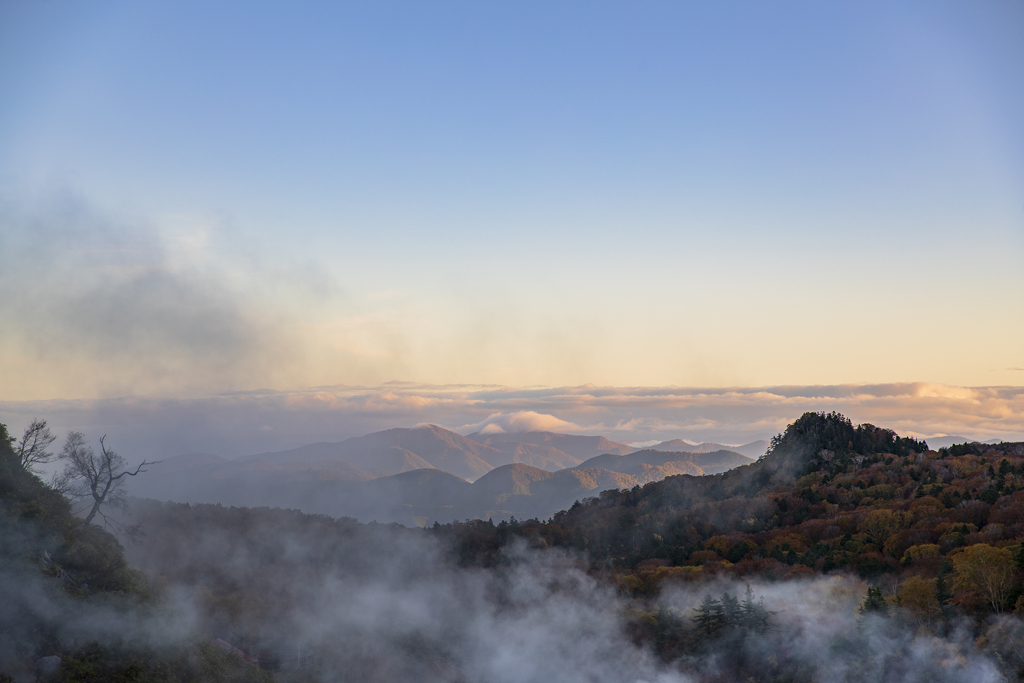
[6, 412, 1024, 682]
[427, 412, 1024, 677]
[436, 413, 1024, 587]
[0, 423, 272, 683]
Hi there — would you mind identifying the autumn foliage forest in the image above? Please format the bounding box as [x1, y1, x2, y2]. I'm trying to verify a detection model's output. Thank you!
[430, 412, 1024, 673]
[5, 412, 1024, 682]
[439, 413, 1024, 606]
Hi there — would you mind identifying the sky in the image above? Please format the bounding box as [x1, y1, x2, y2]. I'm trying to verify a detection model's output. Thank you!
[0, 1, 1022, 450]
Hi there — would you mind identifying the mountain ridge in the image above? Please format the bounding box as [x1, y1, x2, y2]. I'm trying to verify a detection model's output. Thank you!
[652, 439, 769, 459]
[130, 426, 759, 525]
[238, 425, 496, 480]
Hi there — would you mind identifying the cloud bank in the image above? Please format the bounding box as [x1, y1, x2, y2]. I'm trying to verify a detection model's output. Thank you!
[0, 187, 314, 400]
[457, 410, 580, 435]
[1, 382, 1020, 466]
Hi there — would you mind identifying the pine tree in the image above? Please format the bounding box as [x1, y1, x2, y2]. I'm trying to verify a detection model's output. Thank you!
[738, 584, 773, 632]
[709, 596, 726, 633]
[693, 594, 721, 635]
[859, 586, 888, 617]
[740, 584, 758, 627]
[720, 591, 741, 627]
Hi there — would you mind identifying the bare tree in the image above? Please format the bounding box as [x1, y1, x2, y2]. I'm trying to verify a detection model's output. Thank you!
[53, 432, 156, 531]
[15, 418, 57, 473]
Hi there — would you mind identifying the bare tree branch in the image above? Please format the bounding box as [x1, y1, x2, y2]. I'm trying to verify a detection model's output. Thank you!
[16, 418, 56, 473]
[54, 432, 157, 532]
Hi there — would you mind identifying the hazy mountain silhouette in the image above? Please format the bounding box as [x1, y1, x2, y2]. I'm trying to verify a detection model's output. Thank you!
[239, 424, 497, 480]
[465, 463, 638, 519]
[924, 435, 976, 450]
[127, 452, 387, 511]
[465, 431, 633, 469]
[573, 448, 752, 476]
[651, 439, 768, 459]
[129, 427, 760, 525]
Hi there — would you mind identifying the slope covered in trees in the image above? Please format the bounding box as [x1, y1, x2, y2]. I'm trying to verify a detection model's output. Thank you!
[6, 412, 1024, 682]
[427, 412, 1024, 675]
[0, 423, 272, 683]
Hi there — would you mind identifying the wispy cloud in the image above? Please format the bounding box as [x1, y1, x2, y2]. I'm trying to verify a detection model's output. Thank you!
[1, 382, 1021, 465]
[0, 188, 314, 399]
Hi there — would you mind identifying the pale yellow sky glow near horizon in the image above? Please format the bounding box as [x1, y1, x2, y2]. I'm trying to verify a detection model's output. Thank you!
[1, 234, 1022, 402]
[0, 192, 1022, 403]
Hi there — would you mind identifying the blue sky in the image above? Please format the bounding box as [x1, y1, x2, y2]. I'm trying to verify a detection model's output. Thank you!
[0, 0, 1022, 402]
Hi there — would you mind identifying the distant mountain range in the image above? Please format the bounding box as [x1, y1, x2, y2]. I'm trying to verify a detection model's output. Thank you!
[466, 431, 633, 470]
[235, 425, 644, 480]
[238, 425, 496, 480]
[651, 439, 769, 459]
[128, 425, 758, 525]
[574, 448, 753, 476]
[923, 435, 1002, 450]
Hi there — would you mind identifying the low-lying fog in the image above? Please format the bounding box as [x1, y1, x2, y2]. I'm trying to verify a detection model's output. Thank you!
[3, 498, 1013, 683]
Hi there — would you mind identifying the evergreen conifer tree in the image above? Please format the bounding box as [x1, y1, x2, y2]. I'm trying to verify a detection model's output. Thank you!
[693, 594, 721, 635]
[720, 592, 740, 627]
[859, 586, 888, 617]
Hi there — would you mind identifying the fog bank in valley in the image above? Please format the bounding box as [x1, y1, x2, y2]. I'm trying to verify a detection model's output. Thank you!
[107, 501, 1016, 681]
[2, 488, 1017, 682]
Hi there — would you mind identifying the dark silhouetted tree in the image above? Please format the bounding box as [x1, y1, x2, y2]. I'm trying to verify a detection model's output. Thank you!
[859, 586, 888, 617]
[53, 432, 155, 531]
[740, 584, 772, 631]
[693, 594, 721, 635]
[15, 418, 56, 474]
[721, 591, 741, 626]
